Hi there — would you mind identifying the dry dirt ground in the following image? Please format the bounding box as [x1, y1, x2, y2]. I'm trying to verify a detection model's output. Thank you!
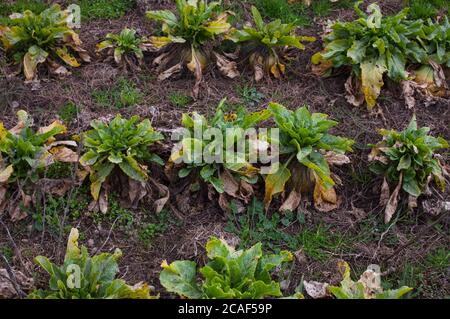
[0, 0, 449, 298]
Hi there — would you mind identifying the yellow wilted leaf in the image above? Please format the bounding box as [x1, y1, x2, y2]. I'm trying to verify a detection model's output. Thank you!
[361, 57, 387, 110]
[56, 47, 80, 67]
[204, 12, 231, 34]
[150, 36, 173, 48]
[0, 165, 14, 183]
[0, 122, 7, 140]
[313, 177, 338, 212]
[263, 165, 291, 210]
[64, 228, 81, 260]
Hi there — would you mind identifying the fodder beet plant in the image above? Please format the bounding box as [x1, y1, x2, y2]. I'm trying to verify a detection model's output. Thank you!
[326, 261, 412, 299]
[146, 0, 238, 98]
[79, 115, 168, 213]
[311, 1, 449, 109]
[0, 4, 90, 81]
[263, 103, 354, 212]
[167, 98, 271, 211]
[96, 28, 151, 69]
[29, 228, 156, 299]
[0, 110, 78, 221]
[368, 115, 448, 223]
[159, 237, 298, 299]
[227, 5, 315, 81]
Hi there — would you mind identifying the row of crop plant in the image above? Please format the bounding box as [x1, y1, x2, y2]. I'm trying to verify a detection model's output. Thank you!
[1, 101, 447, 225]
[0, 1, 448, 104]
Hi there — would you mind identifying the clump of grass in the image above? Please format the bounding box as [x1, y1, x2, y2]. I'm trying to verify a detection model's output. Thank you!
[252, 0, 311, 27]
[58, 101, 79, 123]
[297, 224, 349, 261]
[0, 0, 47, 23]
[77, 0, 135, 20]
[312, 0, 332, 17]
[168, 91, 192, 108]
[236, 85, 265, 107]
[92, 77, 142, 109]
[407, 0, 449, 20]
[139, 210, 180, 247]
[426, 248, 449, 270]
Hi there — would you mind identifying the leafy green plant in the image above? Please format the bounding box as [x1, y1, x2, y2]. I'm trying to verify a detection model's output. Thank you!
[146, 0, 238, 97]
[160, 237, 293, 298]
[96, 28, 150, 67]
[263, 102, 353, 212]
[168, 98, 270, 210]
[79, 114, 166, 213]
[368, 115, 448, 223]
[0, 110, 78, 221]
[29, 228, 155, 299]
[327, 261, 413, 299]
[227, 6, 315, 81]
[0, 4, 90, 81]
[311, 1, 428, 109]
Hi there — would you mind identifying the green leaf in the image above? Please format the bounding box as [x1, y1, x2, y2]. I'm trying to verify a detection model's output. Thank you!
[159, 260, 202, 299]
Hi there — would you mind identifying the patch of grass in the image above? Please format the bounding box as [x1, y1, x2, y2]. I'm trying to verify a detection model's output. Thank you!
[407, 0, 449, 20]
[297, 224, 349, 261]
[426, 247, 449, 270]
[225, 198, 301, 252]
[236, 85, 265, 107]
[92, 77, 142, 109]
[58, 101, 79, 123]
[77, 0, 135, 20]
[45, 162, 73, 179]
[312, 0, 332, 17]
[252, 0, 311, 27]
[138, 210, 177, 247]
[168, 91, 192, 108]
[387, 263, 423, 299]
[33, 186, 90, 235]
[92, 196, 135, 229]
[0, 0, 47, 17]
[0, 245, 14, 263]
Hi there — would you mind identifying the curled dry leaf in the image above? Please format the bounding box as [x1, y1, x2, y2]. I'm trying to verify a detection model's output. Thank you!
[313, 178, 338, 212]
[128, 179, 147, 208]
[408, 195, 418, 210]
[149, 177, 170, 214]
[214, 52, 239, 79]
[358, 265, 383, 298]
[303, 280, 330, 299]
[49, 146, 78, 163]
[0, 186, 7, 208]
[401, 80, 416, 109]
[220, 170, 254, 203]
[10, 190, 31, 222]
[0, 268, 33, 298]
[379, 177, 390, 207]
[344, 75, 364, 107]
[324, 152, 350, 166]
[98, 190, 108, 214]
[279, 190, 301, 213]
[384, 173, 403, 224]
[38, 178, 73, 196]
[157, 62, 183, 81]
